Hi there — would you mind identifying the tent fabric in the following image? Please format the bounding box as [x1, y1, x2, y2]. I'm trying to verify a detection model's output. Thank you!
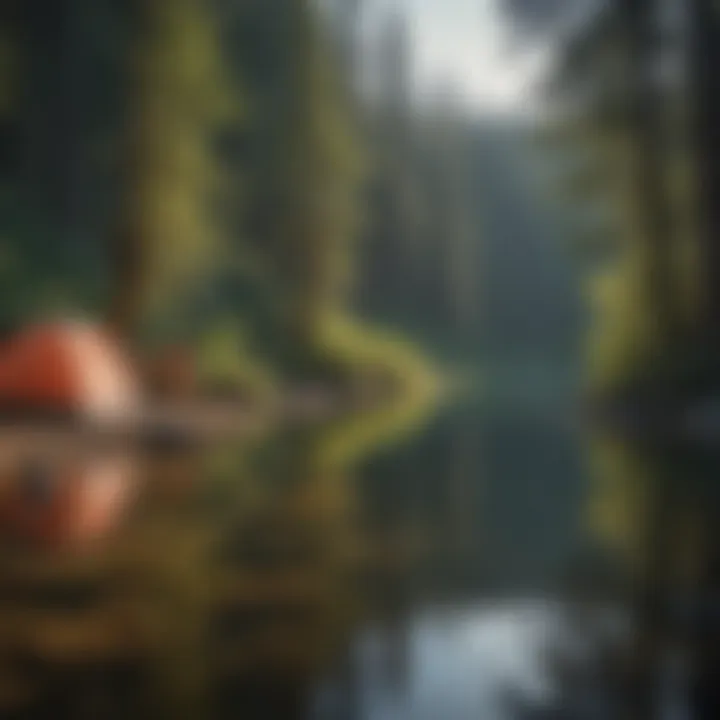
[0, 321, 140, 423]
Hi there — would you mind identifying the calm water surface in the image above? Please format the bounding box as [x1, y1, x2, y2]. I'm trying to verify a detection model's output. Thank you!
[0, 393, 716, 719]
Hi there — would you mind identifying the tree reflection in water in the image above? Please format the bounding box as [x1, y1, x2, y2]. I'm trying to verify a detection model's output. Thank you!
[3, 405, 720, 719]
[0, 391, 436, 719]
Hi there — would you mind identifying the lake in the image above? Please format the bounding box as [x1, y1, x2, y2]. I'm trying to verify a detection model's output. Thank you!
[0, 388, 715, 719]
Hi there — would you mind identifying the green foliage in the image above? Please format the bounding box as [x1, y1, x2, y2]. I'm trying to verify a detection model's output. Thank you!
[195, 320, 276, 401]
[0, 28, 17, 117]
[122, 0, 241, 330]
[239, 0, 363, 351]
[0, 0, 438, 410]
[585, 247, 664, 390]
[541, 1, 695, 395]
[0, 191, 100, 322]
[317, 313, 438, 393]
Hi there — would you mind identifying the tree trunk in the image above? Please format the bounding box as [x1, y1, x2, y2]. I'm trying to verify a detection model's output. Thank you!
[621, 3, 676, 717]
[687, 0, 720, 345]
[622, 0, 675, 342]
[108, 0, 151, 341]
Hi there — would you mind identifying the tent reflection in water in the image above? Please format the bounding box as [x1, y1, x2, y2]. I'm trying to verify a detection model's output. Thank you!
[0, 452, 138, 547]
[0, 321, 141, 546]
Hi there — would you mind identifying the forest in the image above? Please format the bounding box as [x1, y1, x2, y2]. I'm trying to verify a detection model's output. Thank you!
[2, 0, 719, 420]
[503, 0, 720, 418]
[4, 2, 720, 716]
[0, 0, 500, 415]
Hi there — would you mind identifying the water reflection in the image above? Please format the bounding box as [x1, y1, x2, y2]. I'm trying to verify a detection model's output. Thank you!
[587, 436, 720, 720]
[0, 394, 435, 719]
[2, 401, 720, 718]
[0, 449, 138, 548]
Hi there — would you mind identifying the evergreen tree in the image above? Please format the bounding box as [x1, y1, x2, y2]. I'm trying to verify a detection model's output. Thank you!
[506, 0, 684, 391]
[356, 9, 419, 321]
[223, 0, 362, 366]
[111, 0, 236, 339]
[418, 84, 476, 333]
[687, 0, 720, 343]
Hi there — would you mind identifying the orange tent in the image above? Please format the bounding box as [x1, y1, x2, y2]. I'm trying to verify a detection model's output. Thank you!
[0, 321, 140, 424]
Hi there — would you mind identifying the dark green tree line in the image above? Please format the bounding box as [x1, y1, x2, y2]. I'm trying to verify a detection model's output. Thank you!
[503, 0, 701, 393]
[0, 0, 450, 393]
